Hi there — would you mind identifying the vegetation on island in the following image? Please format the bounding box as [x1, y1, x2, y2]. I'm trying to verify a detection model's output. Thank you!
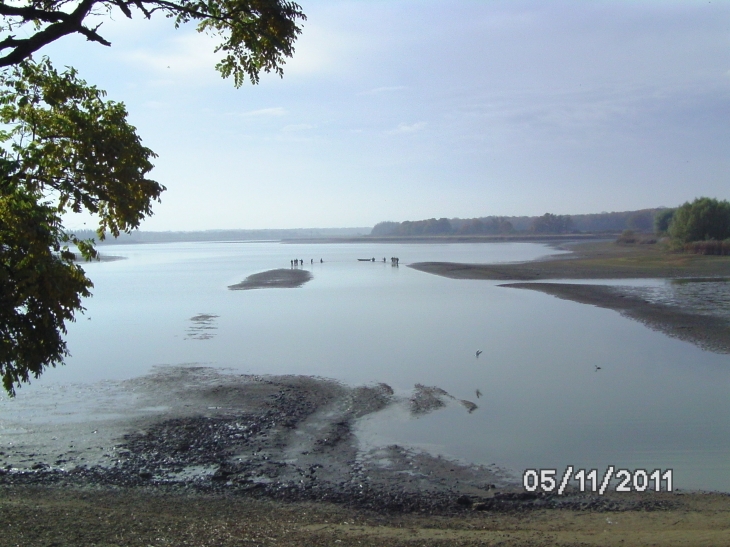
[0, 0, 306, 394]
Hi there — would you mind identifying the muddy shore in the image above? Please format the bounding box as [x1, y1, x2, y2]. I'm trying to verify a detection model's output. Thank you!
[411, 241, 730, 354]
[2, 485, 728, 546]
[502, 282, 730, 354]
[410, 240, 730, 280]
[2, 365, 722, 546]
[0, 367, 511, 515]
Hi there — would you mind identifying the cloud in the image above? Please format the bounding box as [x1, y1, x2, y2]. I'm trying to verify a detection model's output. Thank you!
[358, 86, 406, 96]
[388, 122, 427, 134]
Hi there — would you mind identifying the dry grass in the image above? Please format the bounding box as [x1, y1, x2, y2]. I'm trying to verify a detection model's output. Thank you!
[1, 486, 729, 547]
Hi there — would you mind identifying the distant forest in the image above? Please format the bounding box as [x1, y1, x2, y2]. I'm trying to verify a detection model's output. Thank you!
[72, 227, 371, 245]
[69, 209, 666, 245]
[371, 208, 663, 237]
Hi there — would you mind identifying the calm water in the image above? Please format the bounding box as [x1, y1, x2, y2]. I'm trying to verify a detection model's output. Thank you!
[14, 241, 730, 491]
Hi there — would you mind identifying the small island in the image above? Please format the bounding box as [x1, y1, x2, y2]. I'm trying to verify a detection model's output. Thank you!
[228, 268, 312, 290]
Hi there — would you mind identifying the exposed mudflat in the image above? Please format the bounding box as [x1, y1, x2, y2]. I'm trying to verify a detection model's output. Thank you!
[411, 241, 730, 355]
[228, 268, 312, 290]
[1, 366, 724, 545]
[0, 366, 678, 516]
[0, 367, 513, 515]
[502, 283, 730, 354]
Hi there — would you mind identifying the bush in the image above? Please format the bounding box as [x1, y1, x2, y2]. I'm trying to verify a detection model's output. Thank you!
[616, 230, 637, 244]
[683, 239, 730, 256]
[668, 197, 730, 243]
[616, 230, 657, 245]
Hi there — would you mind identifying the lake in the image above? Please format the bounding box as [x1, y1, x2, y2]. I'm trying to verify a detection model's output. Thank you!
[10, 241, 730, 491]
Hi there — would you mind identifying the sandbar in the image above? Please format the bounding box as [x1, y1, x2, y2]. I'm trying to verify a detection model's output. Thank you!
[411, 241, 730, 353]
[502, 282, 730, 354]
[228, 268, 312, 290]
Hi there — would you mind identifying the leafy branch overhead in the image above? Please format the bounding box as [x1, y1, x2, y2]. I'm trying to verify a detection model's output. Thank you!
[0, 58, 165, 394]
[0, 59, 163, 240]
[0, 0, 305, 86]
[0, 0, 304, 395]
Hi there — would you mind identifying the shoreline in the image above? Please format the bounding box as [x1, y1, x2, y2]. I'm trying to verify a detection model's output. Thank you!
[501, 282, 730, 354]
[0, 367, 512, 514]
[410, 241, 730, 354]
[2, 485, 728, 546]
[2, 366, 728, 545]
[410, 240, 730, 281]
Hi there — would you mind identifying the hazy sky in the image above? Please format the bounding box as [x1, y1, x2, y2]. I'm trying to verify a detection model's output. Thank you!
[49, 0, 729, 230]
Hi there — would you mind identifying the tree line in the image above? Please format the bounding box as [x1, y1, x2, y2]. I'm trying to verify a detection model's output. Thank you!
[371, 208, 665, 237]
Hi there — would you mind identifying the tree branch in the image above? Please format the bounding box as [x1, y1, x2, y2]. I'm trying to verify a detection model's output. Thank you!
[0, 3, 69, 24]
[0, 0, 107, 67]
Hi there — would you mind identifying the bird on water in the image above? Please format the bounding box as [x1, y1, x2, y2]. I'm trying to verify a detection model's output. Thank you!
[475, 389, 482, 398]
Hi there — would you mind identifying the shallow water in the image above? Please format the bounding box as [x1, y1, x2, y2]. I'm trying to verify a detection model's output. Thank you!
[5, 241, 730, 492]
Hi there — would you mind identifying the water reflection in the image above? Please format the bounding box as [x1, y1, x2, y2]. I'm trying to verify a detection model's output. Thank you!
[7, 241, 730, 492]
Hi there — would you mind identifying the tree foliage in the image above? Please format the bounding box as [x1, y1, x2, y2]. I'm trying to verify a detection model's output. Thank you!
[0, 58, 164, 394]
[530, 213, 573, 234]
[668, 197, 730, 244]
[626, 209, 653, 232]
[455, 217, 514, 235]
[0, 0, 305, 394]
[653, 208, 675, 234]
[0, 0, 305, 87]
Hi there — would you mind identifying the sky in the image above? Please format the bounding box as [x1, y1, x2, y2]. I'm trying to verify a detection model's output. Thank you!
[43, 0, 730, 231]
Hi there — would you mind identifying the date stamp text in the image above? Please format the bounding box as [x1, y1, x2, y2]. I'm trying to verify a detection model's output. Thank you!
[523, 467, 673, 495]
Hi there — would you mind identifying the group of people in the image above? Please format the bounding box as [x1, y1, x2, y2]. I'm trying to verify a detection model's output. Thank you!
[290, 256, 399, 267]
[378, 257, 400, 265]
[291, 258, 323, 267]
